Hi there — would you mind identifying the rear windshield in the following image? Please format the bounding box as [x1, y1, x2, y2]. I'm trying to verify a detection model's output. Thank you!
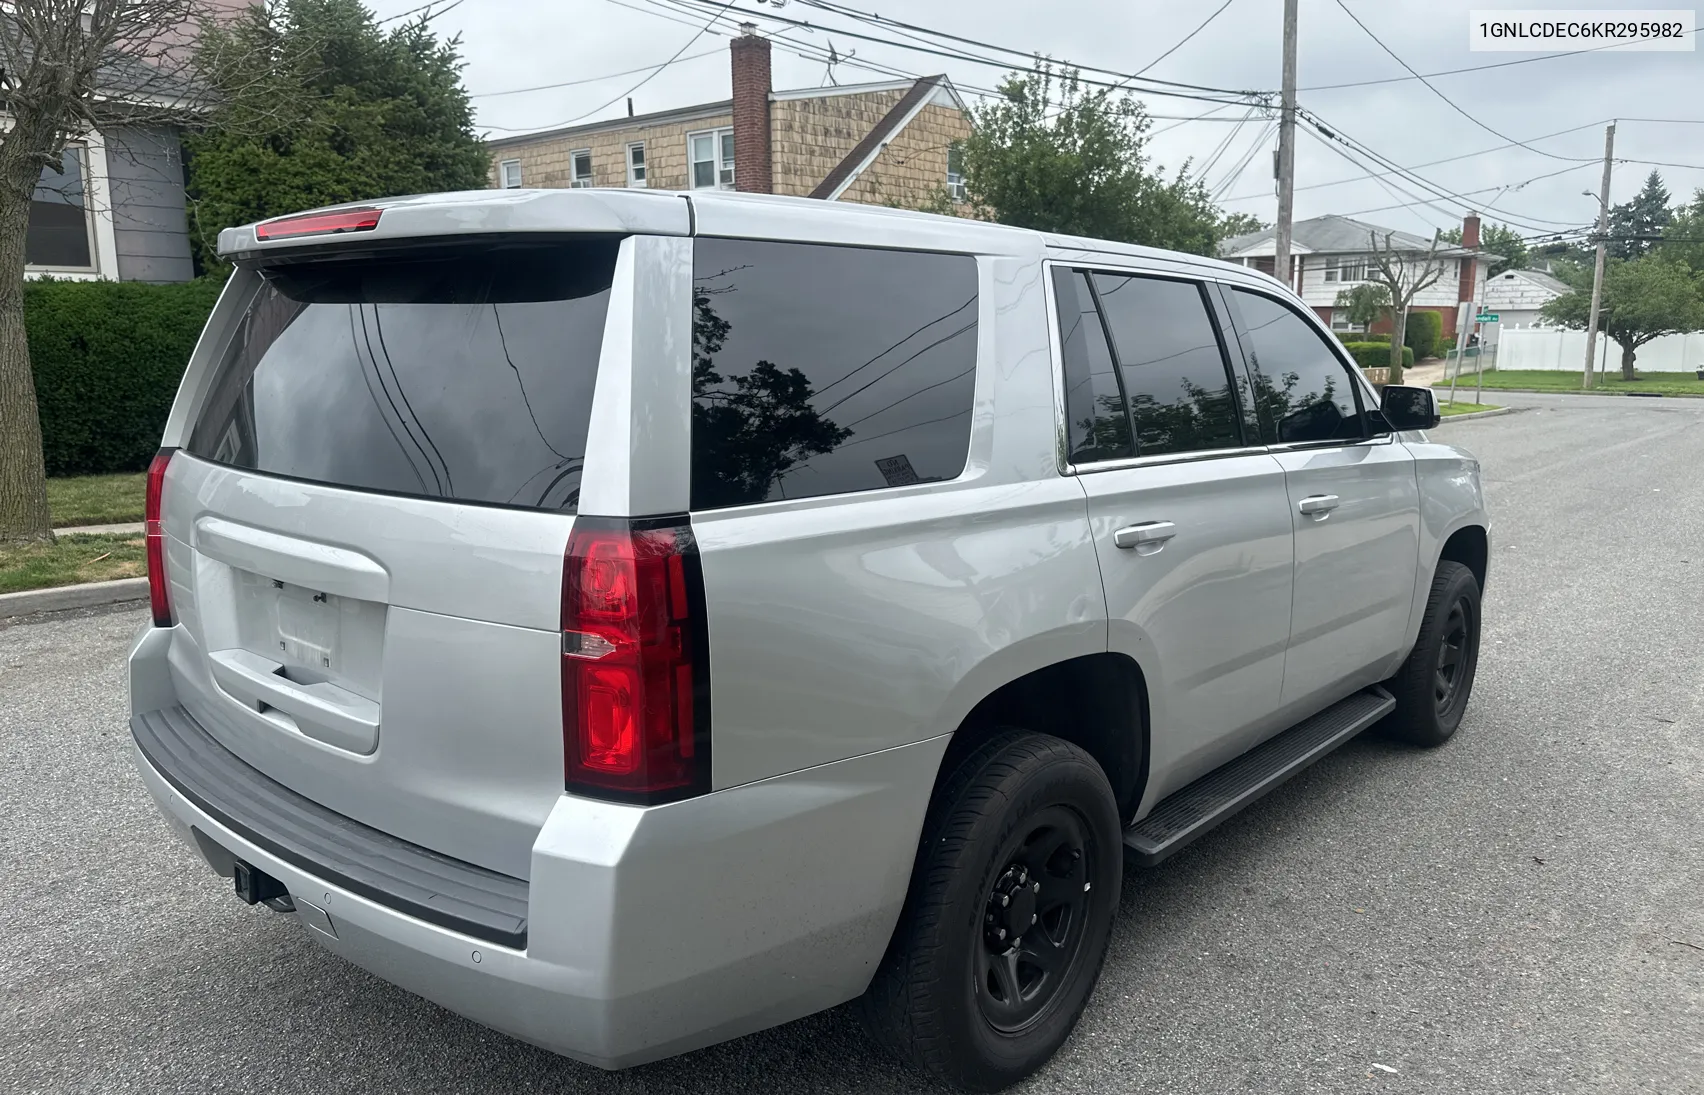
[187, 238, 619, 512]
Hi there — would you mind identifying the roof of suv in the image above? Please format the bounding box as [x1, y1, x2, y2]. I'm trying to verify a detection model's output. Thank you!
[217, 187, 1269, 286]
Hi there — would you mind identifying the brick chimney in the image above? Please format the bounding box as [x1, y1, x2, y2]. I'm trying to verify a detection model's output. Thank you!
[730, 25, 773, 194]
[1457, 211, 1481, 305]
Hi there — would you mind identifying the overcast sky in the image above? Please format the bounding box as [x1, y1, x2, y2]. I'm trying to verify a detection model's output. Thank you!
[370, 0, 1703, 243]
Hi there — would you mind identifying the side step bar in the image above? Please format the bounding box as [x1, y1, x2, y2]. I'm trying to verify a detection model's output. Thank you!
[1124, 686, 1395, 866]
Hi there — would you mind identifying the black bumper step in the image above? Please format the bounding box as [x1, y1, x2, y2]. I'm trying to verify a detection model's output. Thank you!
[1124, 687, 1395, 866]
[132, 705, 529, 948]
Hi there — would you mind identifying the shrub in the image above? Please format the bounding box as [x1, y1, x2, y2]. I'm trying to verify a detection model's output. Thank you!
[1403, 309, 1444, 360]
[1438, 333, 1458, 355]
[1342, 341, 1414, 371]
[28, 277, 225, 476]
[1335, 330, 1390, 345]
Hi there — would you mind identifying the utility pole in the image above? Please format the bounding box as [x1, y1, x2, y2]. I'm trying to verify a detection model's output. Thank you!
[1582, 122, 1615, 390]
[1273, 0, 1298, 291]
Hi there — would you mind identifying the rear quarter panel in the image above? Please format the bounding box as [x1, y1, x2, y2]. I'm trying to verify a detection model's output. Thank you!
[1400, 433, 1489, 658]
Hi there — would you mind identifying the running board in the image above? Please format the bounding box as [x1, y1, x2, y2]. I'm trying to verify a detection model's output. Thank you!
[1124, 686, 1395, 866]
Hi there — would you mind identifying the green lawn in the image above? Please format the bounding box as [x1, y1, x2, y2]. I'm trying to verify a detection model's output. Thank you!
[46, 472, 146, 528]
[1470, 370, 1704, 397]
[1437, 401, 1502, 417]
[0, 532, 147, 595]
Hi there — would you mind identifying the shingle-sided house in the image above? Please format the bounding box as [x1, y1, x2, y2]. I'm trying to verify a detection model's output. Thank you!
[484, 26, 971, 211]
[1219, 213, 1499, 338]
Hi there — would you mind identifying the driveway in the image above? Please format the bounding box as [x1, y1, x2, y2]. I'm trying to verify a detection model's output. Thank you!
[3, 391, 1701, 1094]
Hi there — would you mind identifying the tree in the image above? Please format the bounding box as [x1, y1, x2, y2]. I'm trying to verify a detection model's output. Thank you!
[1660, 188, 1704, 277]
[0, 1, 289, 543]
[1607, 170, 1672, 260]
[1440, 221, 1529, 278]
[1332, 282, 1391, 331]
[1541, 254, 1704, 380]
[956, 64, 1249, 255]
[184, 0, 489, 272]
[1361, 230, 1447, 384]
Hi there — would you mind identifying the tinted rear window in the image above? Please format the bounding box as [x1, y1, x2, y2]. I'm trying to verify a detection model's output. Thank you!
[690, 238, 978, 510]
[187, 239, 619, 511]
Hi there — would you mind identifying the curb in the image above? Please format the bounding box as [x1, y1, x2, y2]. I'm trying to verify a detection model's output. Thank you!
[57, 522, 144, 536]
[0, 577, 148, 619]
[1436, 406, 1514, 423]
[1462, 387, 1704, 399]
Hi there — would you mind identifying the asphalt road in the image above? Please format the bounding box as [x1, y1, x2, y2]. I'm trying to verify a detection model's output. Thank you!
[3, 391, 1701, 1095]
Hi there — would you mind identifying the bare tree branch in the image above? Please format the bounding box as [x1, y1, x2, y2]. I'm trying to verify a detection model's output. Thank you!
[1362, 229, 1448, 383]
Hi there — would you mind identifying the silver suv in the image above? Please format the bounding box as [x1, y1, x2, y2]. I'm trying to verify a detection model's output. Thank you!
[128, 189, 1487, 1091]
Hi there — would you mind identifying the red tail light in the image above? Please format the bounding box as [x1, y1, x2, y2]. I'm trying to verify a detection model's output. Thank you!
[145, 449, 173, 627]
[561, 517, 708, 802]
[254, 207, 382, 241]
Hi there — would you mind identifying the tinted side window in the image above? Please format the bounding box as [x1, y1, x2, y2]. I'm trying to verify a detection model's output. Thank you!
[1092, 273, 1242, 456]
[1052, 268, 1133, 464]
[690, 239, 977, 509]
[1230, 288, 1365, 444]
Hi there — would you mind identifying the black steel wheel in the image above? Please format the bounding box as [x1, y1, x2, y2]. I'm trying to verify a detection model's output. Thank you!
[975, 807, 1097, 1033]
[1384, 560, 1482, 747]
[861, 731, 1121, 1092]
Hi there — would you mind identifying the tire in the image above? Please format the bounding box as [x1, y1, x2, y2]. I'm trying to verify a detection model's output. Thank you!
[1382, 560, 1482, 747]
[861, 731, 1122, 1092]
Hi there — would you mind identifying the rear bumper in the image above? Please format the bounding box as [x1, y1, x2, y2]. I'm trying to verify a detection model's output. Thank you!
[127, 625, 947, 1068]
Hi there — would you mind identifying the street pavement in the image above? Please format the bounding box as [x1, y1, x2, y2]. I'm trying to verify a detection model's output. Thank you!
[3, 391, 1701, 1094]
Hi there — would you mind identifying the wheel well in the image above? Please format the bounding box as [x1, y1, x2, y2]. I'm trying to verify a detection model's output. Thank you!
[942, 654, 1148, 819]
[1439, 525, 1488, 591]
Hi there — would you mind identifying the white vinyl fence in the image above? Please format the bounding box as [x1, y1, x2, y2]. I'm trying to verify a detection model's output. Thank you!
[1496, 328, 1704, 372]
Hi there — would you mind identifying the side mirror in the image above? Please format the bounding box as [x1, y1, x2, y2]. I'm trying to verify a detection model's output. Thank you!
[1380, 384, 1440, 431]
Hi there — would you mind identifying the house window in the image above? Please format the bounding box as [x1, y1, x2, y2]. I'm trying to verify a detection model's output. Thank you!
[1324, 256, 1367, 283]
[626, 142, 646, 188]
[1330, 311, 1365, 333]
[946, 142, 966, 202]
[571, 149, 593, 188]
[499, 159, 522, 189]
[688, 127, 734, 189]
[26, 147, 94, 271]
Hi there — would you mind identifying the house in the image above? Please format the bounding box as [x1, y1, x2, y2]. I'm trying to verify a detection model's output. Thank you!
[1481, 267, 1570, 334]
[18, 0, 253, 284]
[1219, 213, 1499, 338]
[485, 25, 971, 210]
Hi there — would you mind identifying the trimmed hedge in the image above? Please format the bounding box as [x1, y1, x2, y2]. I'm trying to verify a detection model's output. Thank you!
[28, 277, 224, 476]
[1403, 309, 1443, 361]
[1342, 341, 1414, 371]
[1335, 331, 1391, 345]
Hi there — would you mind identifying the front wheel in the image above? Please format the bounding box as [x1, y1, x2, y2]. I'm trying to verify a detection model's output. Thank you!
[861, 731, 1121, 1092]
[1383, 560, 1482, 746]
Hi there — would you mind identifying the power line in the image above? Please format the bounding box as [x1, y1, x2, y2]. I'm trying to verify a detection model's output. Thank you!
[786, 0, 1259, 97]
[1297, 114, 1588, 234]
[1221, 121, 1610, 202]
[495, 2, 733, 131]
[1330, 2, 1704, 173]
[1331, 0, 1594, 165]
[677, 0, 1264, 106]
[1123, 0, 1238, 83]
[1300, 25, 1704, 91]
[471, 46, 725, 99]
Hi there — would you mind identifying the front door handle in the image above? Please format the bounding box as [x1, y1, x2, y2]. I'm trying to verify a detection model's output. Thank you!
[1297, 494, 1340, 516]
[1114, 521, 1176, 550]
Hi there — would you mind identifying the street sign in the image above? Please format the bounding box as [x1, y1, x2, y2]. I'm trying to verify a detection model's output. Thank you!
[1475, 312, 1499, 323]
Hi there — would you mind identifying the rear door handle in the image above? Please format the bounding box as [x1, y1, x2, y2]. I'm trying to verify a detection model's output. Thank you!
[1297, 494, 1340, 516]
[1114, 521, 1176, 550]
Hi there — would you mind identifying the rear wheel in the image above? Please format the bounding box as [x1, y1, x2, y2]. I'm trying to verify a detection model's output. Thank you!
[861, 731, 1121, 1092]
[1383, 560, 1482, 746]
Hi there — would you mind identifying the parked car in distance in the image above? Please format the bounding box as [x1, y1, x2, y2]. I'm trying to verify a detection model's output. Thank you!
[128, 188, 1487, 1092]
